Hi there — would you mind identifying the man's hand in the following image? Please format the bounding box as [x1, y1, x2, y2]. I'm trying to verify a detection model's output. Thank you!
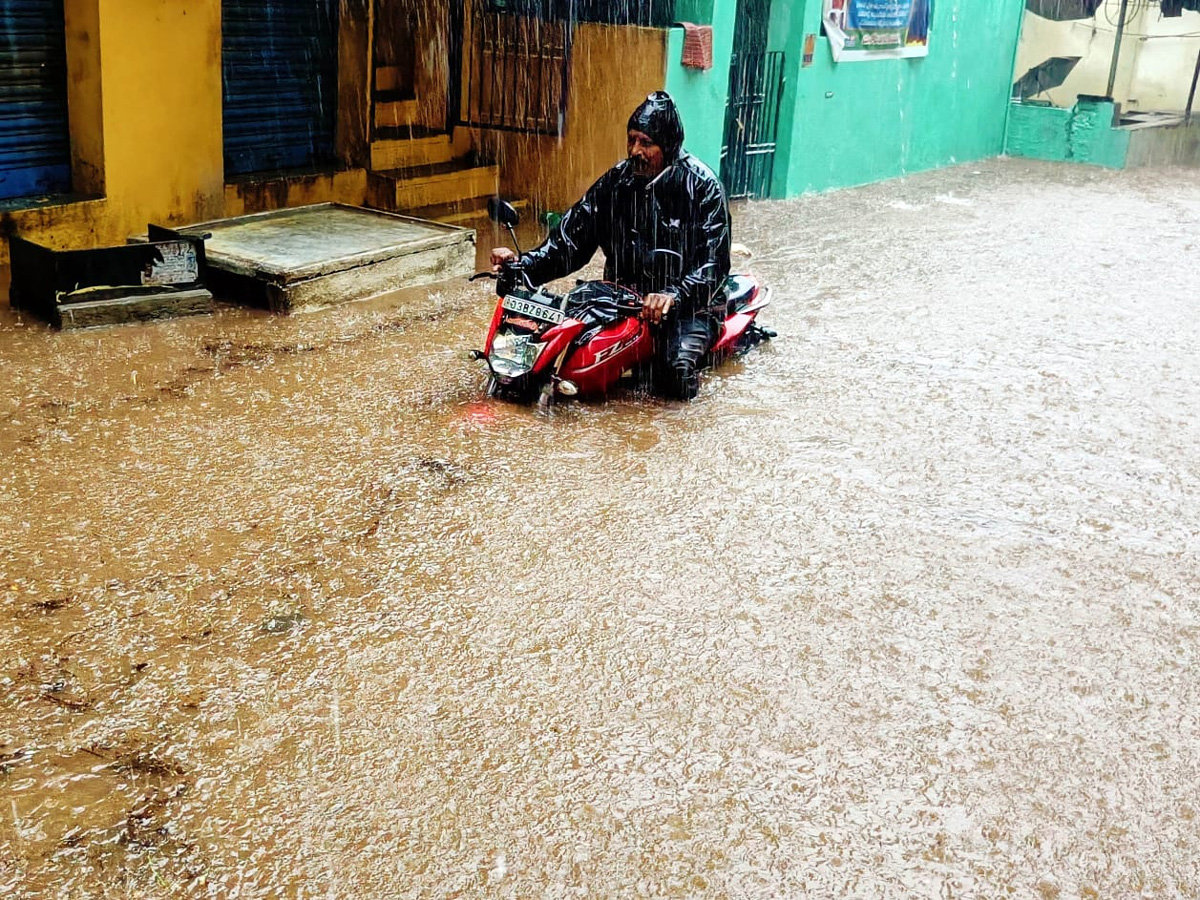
[491, 247, 517, 273]
[642, 292, 675, 325]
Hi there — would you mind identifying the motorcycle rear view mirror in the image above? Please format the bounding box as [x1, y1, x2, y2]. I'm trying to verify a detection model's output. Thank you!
[487, 197, 520, 228]
[487, 197, 523, 256]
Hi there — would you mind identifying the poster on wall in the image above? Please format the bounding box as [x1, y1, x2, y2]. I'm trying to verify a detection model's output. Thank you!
[823, 0, 932, 62]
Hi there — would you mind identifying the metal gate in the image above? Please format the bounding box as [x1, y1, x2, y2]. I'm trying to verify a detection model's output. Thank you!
[221, 0, 339, 177]
[720, 51, 785, 201]
[0, 0, 71, 201]
[458, 0, 572, 135]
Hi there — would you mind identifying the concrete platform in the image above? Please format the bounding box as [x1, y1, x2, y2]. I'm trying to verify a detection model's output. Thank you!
[173, 203, 476, 313]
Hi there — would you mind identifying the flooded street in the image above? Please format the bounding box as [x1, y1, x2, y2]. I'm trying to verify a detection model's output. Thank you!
[2, 157, 1198, 897]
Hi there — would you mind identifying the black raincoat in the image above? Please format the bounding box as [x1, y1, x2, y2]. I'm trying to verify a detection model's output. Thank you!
[518, 153, 732, 319]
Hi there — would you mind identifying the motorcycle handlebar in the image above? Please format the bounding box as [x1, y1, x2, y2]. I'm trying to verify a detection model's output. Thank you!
[469, 269, 646, 318]
[469, 256, 521, 283]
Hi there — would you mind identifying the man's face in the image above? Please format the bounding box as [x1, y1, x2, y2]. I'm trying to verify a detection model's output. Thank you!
[627, 129, 666, 179]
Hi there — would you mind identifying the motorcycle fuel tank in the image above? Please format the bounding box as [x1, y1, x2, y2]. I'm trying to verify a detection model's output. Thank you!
[560, 316, 653, 397]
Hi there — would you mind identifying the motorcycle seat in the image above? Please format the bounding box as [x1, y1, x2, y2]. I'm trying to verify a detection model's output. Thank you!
[726, 274, 757, 312]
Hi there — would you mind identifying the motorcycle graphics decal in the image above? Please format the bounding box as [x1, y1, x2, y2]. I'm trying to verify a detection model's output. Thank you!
[590, 334, 641, 366]
[501, 315, 543, 332]
[502, 295, 565, 325]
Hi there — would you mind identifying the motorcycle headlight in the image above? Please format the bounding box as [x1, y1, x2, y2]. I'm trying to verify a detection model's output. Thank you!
[489, 331, 545, 378]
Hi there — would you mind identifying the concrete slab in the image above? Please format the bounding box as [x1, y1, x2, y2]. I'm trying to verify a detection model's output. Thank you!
[57, 288, 213, 330]
[173, 203, 476, 313]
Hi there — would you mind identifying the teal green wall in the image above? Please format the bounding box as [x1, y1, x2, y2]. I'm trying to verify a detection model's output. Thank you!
[769, 0, 1027, 196]
[1005, 103, 1072, 162]
[675, 0, 716, 21]
[1066, 99, 1130, 168]
[1005, 99, 1130, 168]
[766, 0, 790, 53]
[666, 0, 736, 173]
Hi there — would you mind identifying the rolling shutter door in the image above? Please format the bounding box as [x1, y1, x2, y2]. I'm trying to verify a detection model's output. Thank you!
[221, 0, 339, 177]
[0, 0, 71, 201]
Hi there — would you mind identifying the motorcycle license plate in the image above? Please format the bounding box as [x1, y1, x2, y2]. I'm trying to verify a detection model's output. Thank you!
[502, 295, 564, 325]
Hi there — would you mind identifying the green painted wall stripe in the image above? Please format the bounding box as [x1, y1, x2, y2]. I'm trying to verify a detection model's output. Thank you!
[666, 0, 737, 175]
[1005, 104, 1072, 162]
[772, 0, 1027, 196]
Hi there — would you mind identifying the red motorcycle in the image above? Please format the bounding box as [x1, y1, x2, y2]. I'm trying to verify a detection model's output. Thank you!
[470, 199, 773, 405]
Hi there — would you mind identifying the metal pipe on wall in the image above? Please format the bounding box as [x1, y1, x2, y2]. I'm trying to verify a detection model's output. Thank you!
[1187, 48, 1200, 124]
[1105, 0, 1131, 100]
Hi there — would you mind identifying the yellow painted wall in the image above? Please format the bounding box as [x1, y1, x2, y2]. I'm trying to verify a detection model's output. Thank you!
[1, 5, 659, 282]
[374, 0, 450, 130]
[412, 0, 450, 130]
[2, 0, 224, 270]
[63, 0, 104, 196]
[100, 0, 226, 233]
[225, 170, 368, 218]
[2, 0, 371, 275]
[477, 24, 668, 214]
[336, 0, 373, 171]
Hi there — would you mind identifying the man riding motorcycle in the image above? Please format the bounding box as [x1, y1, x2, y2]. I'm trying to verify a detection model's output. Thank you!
[490, 91, 731, 401]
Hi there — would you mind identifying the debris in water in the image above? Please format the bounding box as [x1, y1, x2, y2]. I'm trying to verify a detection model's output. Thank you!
[260, 611, 306, 635]
[32, 595, 76, 612]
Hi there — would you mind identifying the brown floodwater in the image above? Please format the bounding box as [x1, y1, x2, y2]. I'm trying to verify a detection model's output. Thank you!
[2, 158, 1198, 898]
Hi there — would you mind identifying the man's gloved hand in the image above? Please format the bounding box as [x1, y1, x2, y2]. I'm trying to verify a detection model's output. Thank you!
[642, 292, 675, 325]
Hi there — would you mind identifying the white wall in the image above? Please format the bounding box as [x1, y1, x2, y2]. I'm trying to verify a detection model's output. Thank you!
[1015, 1, 1200, 113]
[1128, 6, 1200, 110]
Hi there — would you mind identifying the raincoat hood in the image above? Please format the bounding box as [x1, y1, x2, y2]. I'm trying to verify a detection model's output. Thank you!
[627, 91, 685, 162]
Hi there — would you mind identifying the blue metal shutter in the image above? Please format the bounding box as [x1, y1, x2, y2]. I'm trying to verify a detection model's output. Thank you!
[221, 0, 339, 177]
[0, 0, 71, 201]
